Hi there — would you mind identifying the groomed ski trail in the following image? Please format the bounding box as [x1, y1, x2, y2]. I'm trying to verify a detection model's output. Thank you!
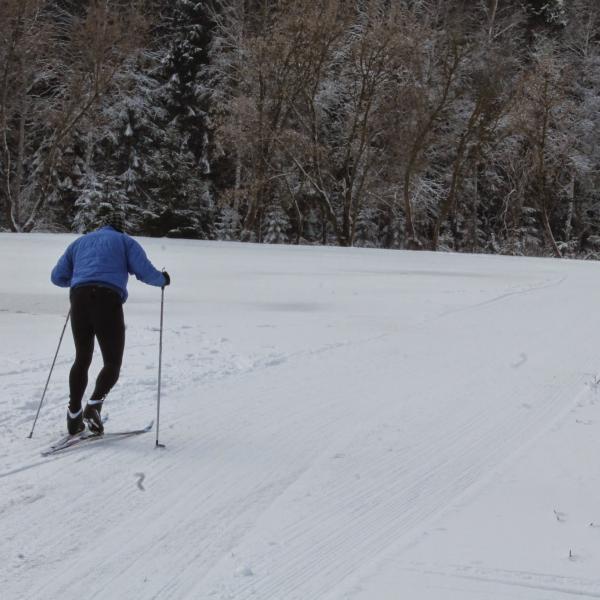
[2, 236, 600, 600]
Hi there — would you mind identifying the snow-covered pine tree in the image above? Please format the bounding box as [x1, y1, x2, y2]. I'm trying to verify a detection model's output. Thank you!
[150, 0, 215, 238]
[72, 174, 129, 233]
[215, 205, 241, 241]
[262, 204, 290, 244]
[92, 102, 155, 234]
[301, 208, 324, 245]
[45, 134, 90, 232]
[354, 207, 380, 248]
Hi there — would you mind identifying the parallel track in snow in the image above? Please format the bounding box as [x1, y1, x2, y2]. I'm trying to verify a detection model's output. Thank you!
[2, 236, 600, 600]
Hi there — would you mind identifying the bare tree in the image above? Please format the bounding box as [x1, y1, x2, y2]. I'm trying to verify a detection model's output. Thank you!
[378, 4, 466, 249]
[0, 0, 147, 232]
[431, 2, 524, 250]
[212, 0, 334, 240]
[278, 1, 413, 246]
[512, 39, 575, 257]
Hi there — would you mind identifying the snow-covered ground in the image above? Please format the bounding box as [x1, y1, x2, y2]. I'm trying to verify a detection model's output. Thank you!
[2, 233, 600, 600]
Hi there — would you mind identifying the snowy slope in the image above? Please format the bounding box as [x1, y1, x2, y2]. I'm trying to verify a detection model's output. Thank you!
[1, 233, 600, 600]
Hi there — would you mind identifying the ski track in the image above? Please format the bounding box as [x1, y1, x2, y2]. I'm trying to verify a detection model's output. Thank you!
[2, 238, 600, 600]
[396, 565, 600, 598]
[191, 375, 587, 600]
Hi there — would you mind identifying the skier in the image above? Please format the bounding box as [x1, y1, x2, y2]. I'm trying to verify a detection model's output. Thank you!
[51, 210, 170, 435]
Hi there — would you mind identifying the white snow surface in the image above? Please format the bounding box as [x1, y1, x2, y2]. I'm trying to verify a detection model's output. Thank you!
[2, 233, 600, 600]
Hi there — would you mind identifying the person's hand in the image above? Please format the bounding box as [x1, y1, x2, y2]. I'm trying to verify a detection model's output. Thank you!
[162, 271, 171, 287]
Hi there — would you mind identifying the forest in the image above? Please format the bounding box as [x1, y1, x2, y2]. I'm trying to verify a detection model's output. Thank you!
[1, 0, 599, 258]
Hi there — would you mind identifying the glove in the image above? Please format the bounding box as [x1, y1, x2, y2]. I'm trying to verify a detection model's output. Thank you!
[162, 271, 171, 287]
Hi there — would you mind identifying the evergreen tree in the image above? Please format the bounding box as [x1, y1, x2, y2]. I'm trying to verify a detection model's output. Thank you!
[73, 175, 130, 233]
[354, 207, 380, 248]
[215, 205, 242, 241]
[262, 205, 290, 244]
[151, 0, 215, 238]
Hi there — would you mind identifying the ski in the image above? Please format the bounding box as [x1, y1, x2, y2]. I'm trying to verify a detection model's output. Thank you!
[42, 421, 154, 456]
[43, 414, 109, 453]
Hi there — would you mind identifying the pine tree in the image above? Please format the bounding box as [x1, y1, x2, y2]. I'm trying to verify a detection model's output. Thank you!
[354, 207, 380, 248]
[262, 205, 290, 244]
[72, 174, 129, 233]
[215, 205, 241, 241]
[151, 0, 215, 238]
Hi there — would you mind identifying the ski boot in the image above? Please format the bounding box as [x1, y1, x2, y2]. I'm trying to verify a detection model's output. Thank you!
[67, 407, 85, 435]
[83, 400, 104, 434]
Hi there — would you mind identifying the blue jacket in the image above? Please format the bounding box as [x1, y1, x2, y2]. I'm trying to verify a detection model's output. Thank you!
[51, 226, 166, 302]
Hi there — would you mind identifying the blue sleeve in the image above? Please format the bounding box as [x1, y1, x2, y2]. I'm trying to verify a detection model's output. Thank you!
[125, 237, 167, 287]
[51, 243, 75, 287]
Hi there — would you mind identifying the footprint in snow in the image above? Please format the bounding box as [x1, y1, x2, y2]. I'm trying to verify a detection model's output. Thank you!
[510, 353, 527, 368]
[554, 509, 567, 522]
[135, 473, 146, 491]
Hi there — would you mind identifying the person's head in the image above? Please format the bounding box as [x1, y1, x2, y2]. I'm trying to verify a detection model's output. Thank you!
[98, 206, 126, 233]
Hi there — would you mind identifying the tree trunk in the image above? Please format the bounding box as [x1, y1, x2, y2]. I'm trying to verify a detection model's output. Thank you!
[564, 173, 575, 243]
[403, 153, 418, 247]
[13, 97, 28, 228]
[541, 200, 561, 258]
[470, 161, 480, 253]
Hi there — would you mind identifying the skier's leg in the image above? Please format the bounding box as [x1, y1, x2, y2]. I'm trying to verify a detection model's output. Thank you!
[68, 288, 94, 413]
[89, 287, 125, 402]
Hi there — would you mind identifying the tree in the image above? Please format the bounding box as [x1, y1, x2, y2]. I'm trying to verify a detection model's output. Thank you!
[431, 1, 525, 250]
[155, 0, 215, 238]
[512, 38, 575, 257]
[282, 1, 409, 247]
[378, 4, 467, 248]
[0, 0, 147, 232]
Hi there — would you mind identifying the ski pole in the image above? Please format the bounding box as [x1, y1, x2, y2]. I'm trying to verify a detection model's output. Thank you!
[155, 286, 166, 448]
[28, 309, 71, 439]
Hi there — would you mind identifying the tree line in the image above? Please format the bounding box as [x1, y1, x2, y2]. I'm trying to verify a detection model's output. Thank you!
[1, 0, 600, 258]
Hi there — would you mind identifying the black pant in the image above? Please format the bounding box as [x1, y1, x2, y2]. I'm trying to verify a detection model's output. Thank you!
[69, 285, 125, 412]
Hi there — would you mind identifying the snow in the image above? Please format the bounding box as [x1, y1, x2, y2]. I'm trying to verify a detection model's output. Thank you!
[1, 233, 600, 599]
